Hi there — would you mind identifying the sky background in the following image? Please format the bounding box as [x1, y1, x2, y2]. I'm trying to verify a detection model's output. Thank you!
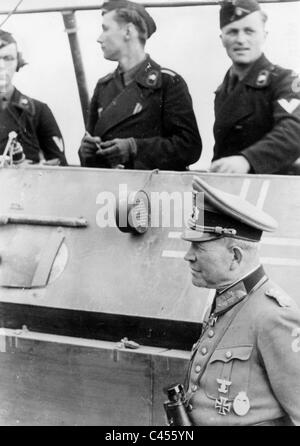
[1, 0, 300, 168]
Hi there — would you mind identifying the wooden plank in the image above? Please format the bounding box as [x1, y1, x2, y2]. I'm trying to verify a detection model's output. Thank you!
[0, 333, 189, 426]
[0, 338, 152, 425]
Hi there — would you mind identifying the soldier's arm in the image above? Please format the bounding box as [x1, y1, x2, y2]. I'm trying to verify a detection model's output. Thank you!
[241, 71, 300, 174]
[86, 83, 101, 135]
[36, 103, 67, 166]
[78, 83, 103, 167]
[134, 72, 202, 170]
[257, 303, 300, 425]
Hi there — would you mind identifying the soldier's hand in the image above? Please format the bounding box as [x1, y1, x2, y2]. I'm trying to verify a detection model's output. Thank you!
[210, 156, 251, 173]
[100, 138, 136, 165]
[79, 133, 101, 159]
[42, 158, 61, 166]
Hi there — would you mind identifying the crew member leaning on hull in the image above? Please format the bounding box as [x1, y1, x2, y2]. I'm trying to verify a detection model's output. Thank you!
[0, 30, 67, 166]
[78, 0, 202, 171]
[210, 0, 300, 175]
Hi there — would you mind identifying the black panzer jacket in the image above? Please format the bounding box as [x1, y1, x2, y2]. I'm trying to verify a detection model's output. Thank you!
[80, 56, 202, 170]
[213, 54, 300, 174]
[0, 88, 67, 165]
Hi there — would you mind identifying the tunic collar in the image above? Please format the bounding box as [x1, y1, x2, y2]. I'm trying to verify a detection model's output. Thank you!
[10, 88, 35, 115]
[129, 54, 162, 89]
[118, 55, 147, 87]
[238, 53, 273, 88]
[213, 265, 267, 315]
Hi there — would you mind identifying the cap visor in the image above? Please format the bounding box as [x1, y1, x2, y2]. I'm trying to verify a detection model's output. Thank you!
[181, 229, 221, 242]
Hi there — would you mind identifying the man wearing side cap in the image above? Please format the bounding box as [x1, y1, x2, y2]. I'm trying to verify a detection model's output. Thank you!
[0, 30, 67, 165]
[78, 0, 202, 170]
[181, 177, 300, 425]
[210, 0, 300, 174]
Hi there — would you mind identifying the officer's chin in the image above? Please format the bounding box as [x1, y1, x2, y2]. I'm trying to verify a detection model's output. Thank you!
[191, 275, 205, 288]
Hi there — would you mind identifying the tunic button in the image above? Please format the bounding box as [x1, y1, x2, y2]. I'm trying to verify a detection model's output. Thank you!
[195, 365, 201, 373]
[208, 330, 214, 338]
[201, 347, 207, 355]
[192, 385, 197, 392]
[225, 351, 232, 359]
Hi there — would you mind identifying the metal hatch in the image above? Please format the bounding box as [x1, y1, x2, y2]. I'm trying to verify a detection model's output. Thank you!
[0, 227, 65, 288]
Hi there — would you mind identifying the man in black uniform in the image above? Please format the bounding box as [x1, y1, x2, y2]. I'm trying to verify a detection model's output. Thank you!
[78, 0, 202, 170]
[0, 30, 67, 165]
[210, 0, 300, 174]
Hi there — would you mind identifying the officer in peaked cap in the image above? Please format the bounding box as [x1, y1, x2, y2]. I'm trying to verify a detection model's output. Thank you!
[181, 177, 300, 425]
[0, 30, 67, 165]
[210, 0, 300, 174]
[78, 0, 202, 170]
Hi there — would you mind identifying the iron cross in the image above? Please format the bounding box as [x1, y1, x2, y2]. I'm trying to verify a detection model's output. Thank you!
[215, 396, 231, 415]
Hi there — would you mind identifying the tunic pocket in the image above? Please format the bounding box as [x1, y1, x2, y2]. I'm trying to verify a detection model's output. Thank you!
[203, 345, 253, 400]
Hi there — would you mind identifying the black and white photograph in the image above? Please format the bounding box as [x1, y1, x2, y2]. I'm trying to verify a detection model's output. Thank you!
[0, 0, 300, 429]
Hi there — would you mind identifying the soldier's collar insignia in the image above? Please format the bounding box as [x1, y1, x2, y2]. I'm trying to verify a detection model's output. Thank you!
[12, 92, 35, 115]
[256, 69, 270, 88]
[215, 265, 267, 314]
[214, 284, 247, 315]
[146, 70, 159, 87]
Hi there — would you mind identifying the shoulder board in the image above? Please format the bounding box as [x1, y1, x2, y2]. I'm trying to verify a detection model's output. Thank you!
[161, 68, 177, 77]
[265, 288, 292, 307]
[98, 72, 114, 85]
[269, 64, 295, 79]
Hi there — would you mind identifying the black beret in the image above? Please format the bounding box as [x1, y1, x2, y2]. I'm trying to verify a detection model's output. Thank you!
[220, 0, 261, 29]
[0, 30, 17, 49]
[101, 0, 156, 38]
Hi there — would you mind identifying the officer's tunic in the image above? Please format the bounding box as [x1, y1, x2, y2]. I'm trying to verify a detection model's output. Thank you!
[0, 88, 67, 165]
[80, 56, 202, 170]
[185, 265, 300, 426]
[213, 54, 300, 174]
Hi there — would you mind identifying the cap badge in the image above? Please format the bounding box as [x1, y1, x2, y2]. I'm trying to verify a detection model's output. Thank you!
[235, 7, 243, 16]
[191, 205, 200, 222]
[233, 391, 250, 416]
[256, 70, 270, 87]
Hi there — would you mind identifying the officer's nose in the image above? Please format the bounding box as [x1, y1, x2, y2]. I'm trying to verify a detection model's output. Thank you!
[97, 33, 104, 44]
[0, 58, 5, 69]
[236, 30, 248, 45]
[184, 244, 196, 263]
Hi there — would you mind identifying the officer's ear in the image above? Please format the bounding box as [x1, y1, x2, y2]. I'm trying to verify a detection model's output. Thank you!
[230, 245, 243, 270]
